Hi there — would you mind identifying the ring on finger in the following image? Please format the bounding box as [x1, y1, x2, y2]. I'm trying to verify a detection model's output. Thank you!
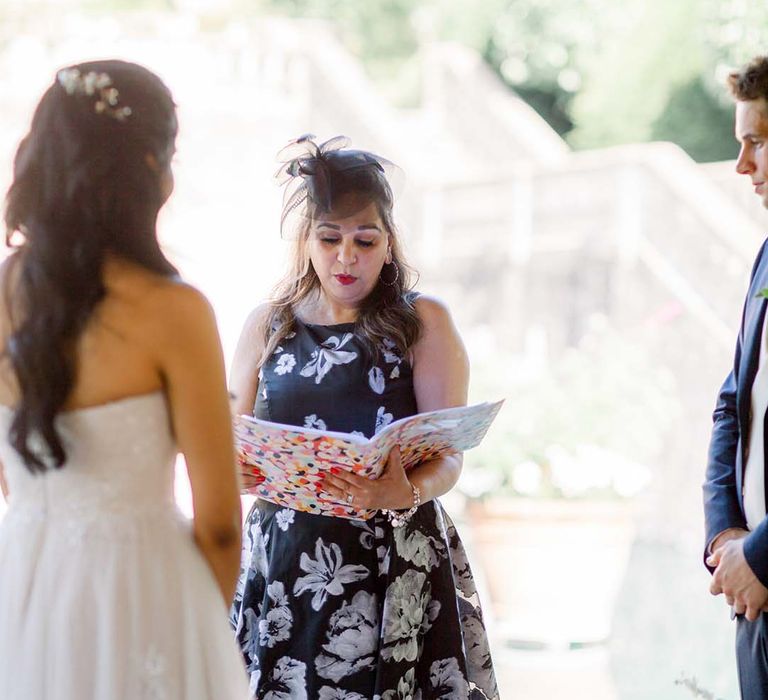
[346, 492, 354, 505]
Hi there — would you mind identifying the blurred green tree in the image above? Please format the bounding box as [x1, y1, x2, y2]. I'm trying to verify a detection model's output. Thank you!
[80, 0, 768, 161]
[255, 0, 754, 160]
[650, 77, 735, 163]
[261, 0, 420, 87]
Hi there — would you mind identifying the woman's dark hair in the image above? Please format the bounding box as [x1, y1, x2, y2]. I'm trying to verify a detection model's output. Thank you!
[262, 135, 421, 366]
[3, 59, 178, 472]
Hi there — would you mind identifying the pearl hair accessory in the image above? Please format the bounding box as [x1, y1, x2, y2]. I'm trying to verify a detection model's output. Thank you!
[57, 68, 132, 122]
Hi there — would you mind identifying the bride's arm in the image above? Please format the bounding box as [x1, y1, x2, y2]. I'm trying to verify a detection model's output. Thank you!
[154, 283, 242, 604]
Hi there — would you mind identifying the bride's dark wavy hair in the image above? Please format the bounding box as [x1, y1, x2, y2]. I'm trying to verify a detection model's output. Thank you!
[3, 59, 178, 472]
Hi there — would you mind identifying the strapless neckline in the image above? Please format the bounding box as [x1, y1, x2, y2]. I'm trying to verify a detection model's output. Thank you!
[0, 389, 165, 417]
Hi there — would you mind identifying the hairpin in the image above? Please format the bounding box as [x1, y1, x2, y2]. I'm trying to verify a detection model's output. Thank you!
[57, 68, 132, 122]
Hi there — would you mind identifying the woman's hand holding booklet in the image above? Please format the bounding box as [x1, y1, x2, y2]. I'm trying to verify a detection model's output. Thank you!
[234, 400, 503, 519]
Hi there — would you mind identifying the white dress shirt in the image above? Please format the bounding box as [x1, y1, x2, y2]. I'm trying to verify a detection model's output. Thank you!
[744, 312, 768, 531]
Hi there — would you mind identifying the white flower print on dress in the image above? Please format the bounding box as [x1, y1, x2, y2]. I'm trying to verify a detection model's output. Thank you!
[319, 688, 367, 700]
[351, 430, 366, 438]
[303, 414, 327, 431]
[379, 668, 420, 700]
[390, 365, 400, 379]
[275, 509, 295, 532]
[375, 406, 393, 434]
[350, 519, 384, 550]
[368, 367, 385, 394]
[348, 519, 391, 576]
[248, 669, 261, 696]
[259, 581, 293, 648]
[381, 569, 441, 663]
[293, 538, 370, 611]
[447, 523, 479, 600]
[315, 591, 379, 682]
[245, 519, 269, 582]
[275, 353, 296, 376]
[260, 656, 307, 700]
[258, 367, 267, 400]
[377, 545, 391, 578]
[300, 334, 358, 384]
[241, 608, 263, 664]
[428, 657, 469, 698]
[393, 524, 447, 572]
[381, 338, 401, 365]
[459, 604, 499, 698]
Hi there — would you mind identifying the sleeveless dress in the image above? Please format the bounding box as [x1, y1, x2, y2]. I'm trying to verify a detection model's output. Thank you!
[0, 392, 250, 700]
[230, 319, 500, 699]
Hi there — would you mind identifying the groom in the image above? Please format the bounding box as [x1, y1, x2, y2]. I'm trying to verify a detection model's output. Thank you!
[706, 55, 768, 698]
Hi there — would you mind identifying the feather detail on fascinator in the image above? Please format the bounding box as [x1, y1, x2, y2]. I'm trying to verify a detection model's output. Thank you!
[275, 134, 398, 239]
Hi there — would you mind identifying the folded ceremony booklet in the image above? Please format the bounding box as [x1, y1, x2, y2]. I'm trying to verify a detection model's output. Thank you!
[234, 400, 504, 520]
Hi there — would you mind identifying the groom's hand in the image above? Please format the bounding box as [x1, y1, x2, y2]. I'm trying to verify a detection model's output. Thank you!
[709, 538, 768, 621]
[709, 527, 749, 554]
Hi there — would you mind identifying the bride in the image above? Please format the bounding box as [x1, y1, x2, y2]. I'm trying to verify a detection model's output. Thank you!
[0, 60, 249, 699]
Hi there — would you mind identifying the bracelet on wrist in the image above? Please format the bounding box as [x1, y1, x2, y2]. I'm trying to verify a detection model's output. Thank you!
[382, 481, 421, 528]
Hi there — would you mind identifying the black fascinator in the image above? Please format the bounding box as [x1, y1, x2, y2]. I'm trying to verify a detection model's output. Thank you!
[275, 134, 400, 239]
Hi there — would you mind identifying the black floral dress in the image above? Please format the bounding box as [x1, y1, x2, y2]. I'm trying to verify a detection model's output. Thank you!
[230, 319, 499, 699]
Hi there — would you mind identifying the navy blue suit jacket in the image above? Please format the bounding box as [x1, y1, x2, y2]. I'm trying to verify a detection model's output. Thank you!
[705, 238, 768, 585]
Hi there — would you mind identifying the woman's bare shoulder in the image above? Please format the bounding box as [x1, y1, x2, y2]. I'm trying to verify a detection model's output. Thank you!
[232, 302, 276, 367]
[100, 263, 216, 351]
[412, 293, 454, 329]
[146, 280, 219, 342]
[241, 302, 273, 336]
[104, 260, 209, 318]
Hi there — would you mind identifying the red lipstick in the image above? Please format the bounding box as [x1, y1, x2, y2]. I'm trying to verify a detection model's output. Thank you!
[335, 274, 357, 286]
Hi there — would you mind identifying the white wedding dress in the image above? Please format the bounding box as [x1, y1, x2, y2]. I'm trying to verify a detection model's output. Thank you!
[0, 391, 250, 699]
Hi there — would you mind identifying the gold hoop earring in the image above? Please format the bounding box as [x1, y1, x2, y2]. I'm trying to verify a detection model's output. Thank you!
[381, 262, 399, 287]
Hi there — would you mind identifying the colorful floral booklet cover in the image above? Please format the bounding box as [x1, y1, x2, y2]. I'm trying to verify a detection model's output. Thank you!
[235, 400, 504, 520]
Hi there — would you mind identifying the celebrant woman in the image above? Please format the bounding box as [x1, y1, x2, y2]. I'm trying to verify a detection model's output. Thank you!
[229, 134, 499, 699]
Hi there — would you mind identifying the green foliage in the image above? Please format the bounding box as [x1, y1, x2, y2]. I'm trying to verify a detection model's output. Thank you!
[568, 0, 706, 148]
[479, 0, 615, 138]
[512, 83, 573, 138]
[650, 77, 735, 163]
[262, 0, 419, 86]
[67, 0, 768, 159]
[467, 318, 680, 499]
[699, 0, 768, 68]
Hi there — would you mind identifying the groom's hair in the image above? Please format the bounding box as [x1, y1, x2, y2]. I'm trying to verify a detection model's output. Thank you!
[728, 56, 768, 102]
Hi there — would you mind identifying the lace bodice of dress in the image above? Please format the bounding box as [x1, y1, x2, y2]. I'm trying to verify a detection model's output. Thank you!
[0, 391, 178, 533]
